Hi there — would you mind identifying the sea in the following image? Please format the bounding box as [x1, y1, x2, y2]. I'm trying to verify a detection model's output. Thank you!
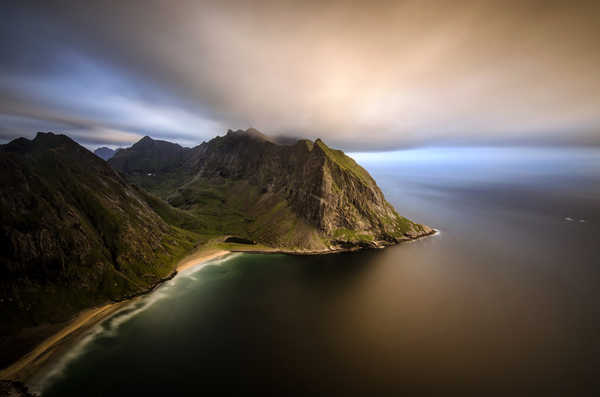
[34, 146, 600, 396]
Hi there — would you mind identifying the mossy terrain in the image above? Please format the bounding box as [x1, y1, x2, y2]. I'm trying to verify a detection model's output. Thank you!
[332, 228, 374, 244]
[161, 177, 326, 250]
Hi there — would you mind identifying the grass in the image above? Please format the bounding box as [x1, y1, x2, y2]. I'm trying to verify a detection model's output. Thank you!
[315, 139, 374, 185]
[133, 185, 206, 232]
[119, 138, 425, 251]
[202, 238, 275, 252]
[132, 174, 332, 251]
[383, 213, 419, 238]
[1, 138, 204, 344]
[332, 228, 374, 243]
[126, 171, 193, 200]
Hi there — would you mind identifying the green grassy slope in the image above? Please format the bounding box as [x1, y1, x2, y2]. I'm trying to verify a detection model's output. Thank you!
[113, 131, 432, 251]
[0, 133, 199, 368]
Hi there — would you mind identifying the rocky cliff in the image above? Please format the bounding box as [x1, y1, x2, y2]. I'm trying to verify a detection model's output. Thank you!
[111, 129, 433, 250]
[0, 133, 196, 368]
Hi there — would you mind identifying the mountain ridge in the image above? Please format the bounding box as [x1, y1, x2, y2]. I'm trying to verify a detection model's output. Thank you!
[108, 136, 191, 174]
[1, 129, 432, 376]
[0, 132, 197, 369]
[110, 129, 433, 250]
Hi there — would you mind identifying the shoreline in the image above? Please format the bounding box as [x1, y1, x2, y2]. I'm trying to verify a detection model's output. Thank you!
[1, 230, 437, 386]
[0, 248, 233, 385]
[230, 228, 438, 256]
[176, 249, 231, 272]
[0, 303, 128, 383]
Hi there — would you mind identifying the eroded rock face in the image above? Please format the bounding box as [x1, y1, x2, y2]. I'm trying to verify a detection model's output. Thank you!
[111, 129, 433, 249]
[188, 130, 432, 243]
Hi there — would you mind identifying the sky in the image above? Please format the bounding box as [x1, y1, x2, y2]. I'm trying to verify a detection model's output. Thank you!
[1, 0, 599, 151]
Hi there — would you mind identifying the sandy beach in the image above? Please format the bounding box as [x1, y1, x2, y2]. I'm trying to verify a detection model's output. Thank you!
[0, 303, 127, 382]
[176, 249, 231, 272]
[0, 247, 232, 384]
[1, 238, 436, 384]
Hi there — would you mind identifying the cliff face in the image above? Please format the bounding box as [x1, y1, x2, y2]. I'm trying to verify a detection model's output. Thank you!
[0, 133, 196, 367]
[111, 129, 432, 250]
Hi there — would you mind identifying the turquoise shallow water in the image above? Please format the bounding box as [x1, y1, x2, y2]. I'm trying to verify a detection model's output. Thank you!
[36, 147, 600, 396]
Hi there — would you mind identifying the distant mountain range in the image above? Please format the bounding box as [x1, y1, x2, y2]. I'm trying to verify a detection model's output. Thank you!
[93, 146, 117, 161]
[0, 129, 432, 370]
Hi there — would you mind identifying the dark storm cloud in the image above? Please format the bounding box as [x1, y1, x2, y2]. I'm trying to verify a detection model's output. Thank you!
[1, 0, 599, 150]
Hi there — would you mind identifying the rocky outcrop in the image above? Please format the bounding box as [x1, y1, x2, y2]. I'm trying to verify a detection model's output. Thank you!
[111, 129, 433, 250]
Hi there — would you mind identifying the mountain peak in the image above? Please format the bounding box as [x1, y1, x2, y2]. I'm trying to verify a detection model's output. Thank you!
[33, 131, 75, 146]
[1, 137, 33, 153]
[109, 135, 190, 173]
[133, 135, 155, 147]
[225, 128, 274, 143]
[1, 131, 197, 364]
[35, 131, 57, 138]
[94, 147, 116, 161]
[245, 127, 262, 136]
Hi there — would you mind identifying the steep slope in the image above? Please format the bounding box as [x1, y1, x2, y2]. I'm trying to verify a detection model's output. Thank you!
[0, 133, 197, 368]
[93, 146, 116, 161]
[111, 129, 433, 250]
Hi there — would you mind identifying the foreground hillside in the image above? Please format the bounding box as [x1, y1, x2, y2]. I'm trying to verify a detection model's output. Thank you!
[0, 133, 197, 368]
[110, 129, 433, 250]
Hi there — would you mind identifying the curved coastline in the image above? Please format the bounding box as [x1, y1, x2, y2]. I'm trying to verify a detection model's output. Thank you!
[231, 228, 438, 255]
[0, 249, 232, 385]
[0, 230, 438, 387]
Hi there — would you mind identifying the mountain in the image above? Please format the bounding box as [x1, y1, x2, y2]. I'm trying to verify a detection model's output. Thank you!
[93, 146, 116, 161]
[0, 133, 197, 368]
[110, 129, 433, 250]
[1, 129, 432, 372]
[108, 136, 191, 174]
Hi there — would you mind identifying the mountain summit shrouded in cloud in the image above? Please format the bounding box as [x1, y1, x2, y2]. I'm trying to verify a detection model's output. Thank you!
[1, 0, 600, 150]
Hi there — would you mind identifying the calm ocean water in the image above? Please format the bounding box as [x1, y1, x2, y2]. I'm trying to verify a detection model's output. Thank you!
[36, 147, 600, 396]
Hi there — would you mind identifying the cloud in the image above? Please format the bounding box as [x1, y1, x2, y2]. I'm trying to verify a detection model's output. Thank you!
[1, 0, 599, 150]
